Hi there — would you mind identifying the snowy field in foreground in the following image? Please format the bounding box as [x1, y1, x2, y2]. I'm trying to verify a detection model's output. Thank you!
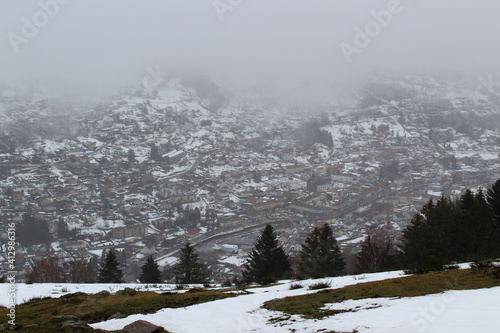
[90, 273, 500, 333]
[0, 283, 185, 306]
[3, 265, 500, 332]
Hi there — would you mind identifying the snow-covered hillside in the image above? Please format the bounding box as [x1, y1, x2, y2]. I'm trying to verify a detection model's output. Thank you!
[2, 72, 500, 286]
[85, 268, 498, 332]
[3, 266, 498, 333]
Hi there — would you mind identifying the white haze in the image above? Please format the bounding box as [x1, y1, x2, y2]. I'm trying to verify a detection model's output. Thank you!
[1, 0, 500, 103]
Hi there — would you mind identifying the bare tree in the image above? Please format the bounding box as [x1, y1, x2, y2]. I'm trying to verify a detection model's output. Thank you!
[355, 233, 394, 273]
[68, 259, 96, 283]
[28, 256, 68, 283]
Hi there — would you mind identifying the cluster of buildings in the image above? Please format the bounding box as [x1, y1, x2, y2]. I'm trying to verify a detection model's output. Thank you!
[0, 76, 499, 281]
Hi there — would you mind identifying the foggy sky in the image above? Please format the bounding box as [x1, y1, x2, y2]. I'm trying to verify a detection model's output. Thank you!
[1, 0, 500, 103]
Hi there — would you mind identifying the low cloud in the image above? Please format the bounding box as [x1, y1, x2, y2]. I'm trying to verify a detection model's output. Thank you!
[1, 0, 499, 103]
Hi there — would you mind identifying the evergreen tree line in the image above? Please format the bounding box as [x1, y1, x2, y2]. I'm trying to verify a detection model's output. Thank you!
[295, 121, 334, 149]
[242, 224, 348, 283]
[314, 128, 334, 148]
[399, 178, 500, 270]
[175, 205, 201, 227]
[241, 224, 397, 284]
[17, 214, 52, 247]
[23, 224, 396, 284]
[23, 224, 359, 284]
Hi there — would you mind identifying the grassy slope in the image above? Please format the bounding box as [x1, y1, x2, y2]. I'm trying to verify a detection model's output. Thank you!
[264, 267, 500, 319]
[1, 267, 499, 331]
[0, 288, 240, 332]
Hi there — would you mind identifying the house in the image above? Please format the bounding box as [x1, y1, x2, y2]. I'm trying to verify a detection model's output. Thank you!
[152, 218, 175, 229]
[282, 151, 294, 162]
[111, 223, 148, 239]
[62, 240, 88, 250]
[284, 165, 309, 174]
[307, 176, 332, 192]
[13, 203, 27, 211]
[290, 204, 328, 215]
[162, 150, 185, 164]
[12, 190, 25, 201]
[371, 202, 394, 214]
[140, 245, 156, 255]
[187, 228, 200, 238]
[218, 214, 239, 228]
[253, 199, 285, 212]
[171, 193, 197, 204]
[38, 197, 51, 207]
[331, 173, 355, 184]
[398, 193, 413, 205]
[316, 178, 333, 192]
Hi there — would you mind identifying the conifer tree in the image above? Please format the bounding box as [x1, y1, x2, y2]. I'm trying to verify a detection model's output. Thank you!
[455, 188, 498, 260]
[399, 210, 434, 269]
[400, 186, 500, 270]
[172, 242, 207, 284]
[299, 223, 345, 278]
[487, 178, 500, 231]
[139, 255, 162, 283]
[400, 198, 455, 269]
[150, 144, 160, 162]
[127, 149, 136, 163]
[18, 214, 51, 247]
[242, 225, 291, 283]
[97, 249, 123, 283]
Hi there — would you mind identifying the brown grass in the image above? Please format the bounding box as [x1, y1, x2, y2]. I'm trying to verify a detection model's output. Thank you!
[0, 288, 239, 330]
[264, 267, 500, 319]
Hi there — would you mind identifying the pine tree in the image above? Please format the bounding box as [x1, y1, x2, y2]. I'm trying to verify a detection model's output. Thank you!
[17, 214, 51, 247]
[299, 223, 345, 278]
[242, 225, 292, 283]
[428, 196, 455, 262]
[400, 198, 454, 270]
[318, 224, 345, 275]
[139, 255, 162, 283]
[299, 227, 321, 276]
[399, 211, 432, 269]
[150, 144, 160, 162]
[57, 218, 73, 239]
[172, 242, 207, 284]
[127, 149, 136, 163]
[97, 249, 123, 283]
[455, 188, 498, 261]
[487, 178, 500, 231]
[400, 188, 500, 271]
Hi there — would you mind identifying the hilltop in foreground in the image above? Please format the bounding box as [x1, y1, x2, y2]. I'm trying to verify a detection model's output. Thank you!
[1, 263, 499, 332]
